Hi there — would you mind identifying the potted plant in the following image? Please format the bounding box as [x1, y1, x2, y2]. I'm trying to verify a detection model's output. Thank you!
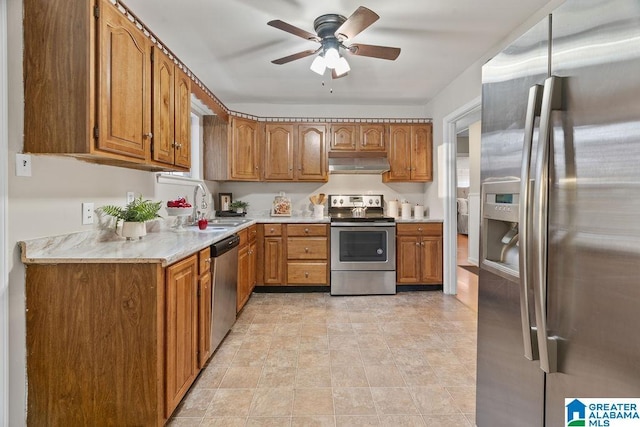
[229, 200, 249, 214]
[99, 195, 162, 240]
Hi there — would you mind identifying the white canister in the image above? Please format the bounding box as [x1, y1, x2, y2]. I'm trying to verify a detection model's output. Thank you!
[313, 204, 324, 219]
[401, 202, 412, 219]
[414, 205, 425, 219]
[386, 200, 399, 218]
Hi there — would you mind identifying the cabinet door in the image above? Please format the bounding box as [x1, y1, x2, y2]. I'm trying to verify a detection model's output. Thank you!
[359, 124, 386, 151]
[297, 124, 327, 181]
[151, 48, 175, 165]
[98, 2, 150, 159]
[165, 255, 198, 417]
[248, 240, 257, 292]
[420, 237, 443, 283]
[198, 271, 212, 368]
[396, 235, 421, 284]
[174, 69, 192, 168]
[385, 125, 412, 181]
[411, 124, 433, 181]
[237, 244, 249, 312]
[264, 123, 294, 180]
[263, 237, 284, 284]
[330, 123, 357, 151]
[231, 118, 260, 180]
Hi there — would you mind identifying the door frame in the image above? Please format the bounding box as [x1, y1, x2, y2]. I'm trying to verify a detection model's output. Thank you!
[441, 96, 481, 295]
[0, 0, 9, 423]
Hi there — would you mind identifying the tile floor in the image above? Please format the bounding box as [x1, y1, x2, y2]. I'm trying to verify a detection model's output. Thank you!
[169, 291, 478, 426]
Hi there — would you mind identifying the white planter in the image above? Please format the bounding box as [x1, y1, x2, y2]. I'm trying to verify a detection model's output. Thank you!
[121, 221, 146, 240]
[235, 208, 244, 214]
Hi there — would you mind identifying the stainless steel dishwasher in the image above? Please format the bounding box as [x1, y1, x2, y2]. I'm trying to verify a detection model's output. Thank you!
[210, 233, 240, 351]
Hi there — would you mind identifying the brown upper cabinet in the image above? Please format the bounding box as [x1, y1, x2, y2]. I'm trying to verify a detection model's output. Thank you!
[230, 117, 262, 181]
[330, 123, 386, 152]
[384, 123, 433, 182]
[263, 123, 327, 182]
[151, 47, 191, 169]
[23, 0, 190, 172]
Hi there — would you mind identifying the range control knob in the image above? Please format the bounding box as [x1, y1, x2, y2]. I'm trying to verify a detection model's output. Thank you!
[339, 199, 344, 205]
[375, 199, 380, 205]
[332, 199, 337, 205]
[368, 199, 374, 205]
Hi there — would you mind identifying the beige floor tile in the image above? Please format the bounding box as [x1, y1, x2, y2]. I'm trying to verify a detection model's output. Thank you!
[248, 323, 277, 335]
[410, 386, 460, 416]
[333, 388, 377, 416]
[332, 366, 369, 387]
[297, 350, 330, 367]
[192, 366, 227, 390]
[398, 365, 439, 387]
[291, 415, 336, 427]
[370, 387, 419, 415]
[209, 346, 238, 366]
[356, 333, 388, 350]
[249, 388, 294, 416]
[330, 348, 363, 367]
[300, 323, 328, 336]
[335, 415, 380, 426]
[446, 386, 476, 414]
[378, 415, 426, 426]
[270, 336, 301, 351]
[299, 336, 329, 351]
[246, 416, 292, 426]
[205, 388, 255, 417]
[172, 388, 216, 418]
[265, 348, 299, 368]
[200, 417, 247, 426]
[296, 366, 332, 388]
[328, 323, 354, 335]
[360, 348, 395, 366]
[364, 365, 406, 387]
[166, 418, 202, 426]
[392, 348, 429, 366]
[422, 414, 471, 426]
[258, 366, 297, 388]
[432, 364, 476, 387]
[219, 366, 262, 388]
[293, 388, 334, 416]
[231, 348, 269, 367]
[273, 323, 302, 336]
[329, 334, 359, 350]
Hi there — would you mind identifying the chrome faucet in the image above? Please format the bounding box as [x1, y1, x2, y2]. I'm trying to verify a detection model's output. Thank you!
[192, 182, 208, 221]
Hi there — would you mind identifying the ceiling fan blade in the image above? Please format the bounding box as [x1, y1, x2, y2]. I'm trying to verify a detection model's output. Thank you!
[348, 43, 401, 60]
[332, 69, 348, 79]
[335, 6, 379, 40]
[267, 20, 320, 42]
[271, 48, 321, 65]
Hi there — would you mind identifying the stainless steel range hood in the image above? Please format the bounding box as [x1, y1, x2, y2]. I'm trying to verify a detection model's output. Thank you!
[328, 157, 391, 174]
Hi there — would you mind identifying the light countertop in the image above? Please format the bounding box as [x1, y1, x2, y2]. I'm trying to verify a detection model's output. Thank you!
[20, 215, 442, 266]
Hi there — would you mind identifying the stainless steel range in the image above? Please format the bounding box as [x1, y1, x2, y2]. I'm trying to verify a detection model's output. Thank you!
[329, 194, 396, 295]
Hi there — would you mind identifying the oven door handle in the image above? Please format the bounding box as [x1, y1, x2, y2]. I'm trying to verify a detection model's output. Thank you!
[330, 222, 396, 227]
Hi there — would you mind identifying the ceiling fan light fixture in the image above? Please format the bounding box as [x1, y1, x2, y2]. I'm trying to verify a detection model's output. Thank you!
[324, 47, 340, 69]
[310, 55, 327, 75]
[334, 56, 350, 76]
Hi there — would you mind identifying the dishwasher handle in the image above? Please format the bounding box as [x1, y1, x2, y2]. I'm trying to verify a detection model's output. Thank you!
[211, 234, 240, 257]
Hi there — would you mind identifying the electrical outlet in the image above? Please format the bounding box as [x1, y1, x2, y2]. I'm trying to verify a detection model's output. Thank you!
[16, 153, 32, 177]
[126, 192, 135, 204]
[82, 202, 94, 225]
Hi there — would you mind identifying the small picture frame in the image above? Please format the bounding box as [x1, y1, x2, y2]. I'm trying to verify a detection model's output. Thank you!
[218, 193, 232, 211]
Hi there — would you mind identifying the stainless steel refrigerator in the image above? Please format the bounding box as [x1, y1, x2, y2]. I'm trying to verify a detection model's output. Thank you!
[477, 0, 640, 425]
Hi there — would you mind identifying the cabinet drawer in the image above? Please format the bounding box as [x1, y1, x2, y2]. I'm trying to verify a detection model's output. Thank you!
[238, 228, 249, 246]
[198, 247, 211, 276]
[287, 238, 327, 260]
[396, 223, 442, 236]
[287, 262, 327, 284]
[263, 224, 282, 236]
[247, 224, 257, 242]
[287, 224, 327, 237]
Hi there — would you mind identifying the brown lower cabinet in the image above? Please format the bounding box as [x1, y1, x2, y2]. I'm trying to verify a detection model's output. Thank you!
[25, 248, 213, 425]
[396, 222, 443, 284]
[237, 225, 257, 312]
[256, 223, 329, 286]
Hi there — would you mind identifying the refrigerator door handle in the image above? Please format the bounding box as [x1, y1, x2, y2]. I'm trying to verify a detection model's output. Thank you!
[519, 84, 543, 361]
[532, 76, 563, 374]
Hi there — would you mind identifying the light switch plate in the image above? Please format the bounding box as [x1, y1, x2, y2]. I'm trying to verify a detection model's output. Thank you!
[126, 192, 135, 204]
[82, 202, 94, 225]
[16, 153, 32, 177]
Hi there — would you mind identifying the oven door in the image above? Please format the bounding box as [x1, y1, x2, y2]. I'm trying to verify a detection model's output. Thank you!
[330, 224, 396, 271]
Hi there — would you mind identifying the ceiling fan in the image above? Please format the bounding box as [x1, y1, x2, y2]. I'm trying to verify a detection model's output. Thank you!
[267, 6, 401, 79]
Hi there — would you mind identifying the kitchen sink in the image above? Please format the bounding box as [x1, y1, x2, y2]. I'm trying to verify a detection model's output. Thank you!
[190, 218, 252, 232]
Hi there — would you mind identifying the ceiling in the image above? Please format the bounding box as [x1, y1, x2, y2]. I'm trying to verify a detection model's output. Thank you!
[125, 0, 551, 108]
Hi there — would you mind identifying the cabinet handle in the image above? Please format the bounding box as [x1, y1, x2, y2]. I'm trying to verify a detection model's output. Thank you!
[421, 242, 425, 246]
[205, 258, 211, 264]
[305, 247, 309, 253]
[270, 228, 275, 233]
[418, 227, 423, 232]
[415, 242, 420, 246]
[144, 132, 153, 139]
[175, 142, 182, 149]
[304, 272, 309, 278]
[304, 228, 309, 234]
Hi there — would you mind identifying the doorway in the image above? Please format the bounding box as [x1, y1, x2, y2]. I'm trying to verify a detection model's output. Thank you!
[441, 97, 480, 307]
